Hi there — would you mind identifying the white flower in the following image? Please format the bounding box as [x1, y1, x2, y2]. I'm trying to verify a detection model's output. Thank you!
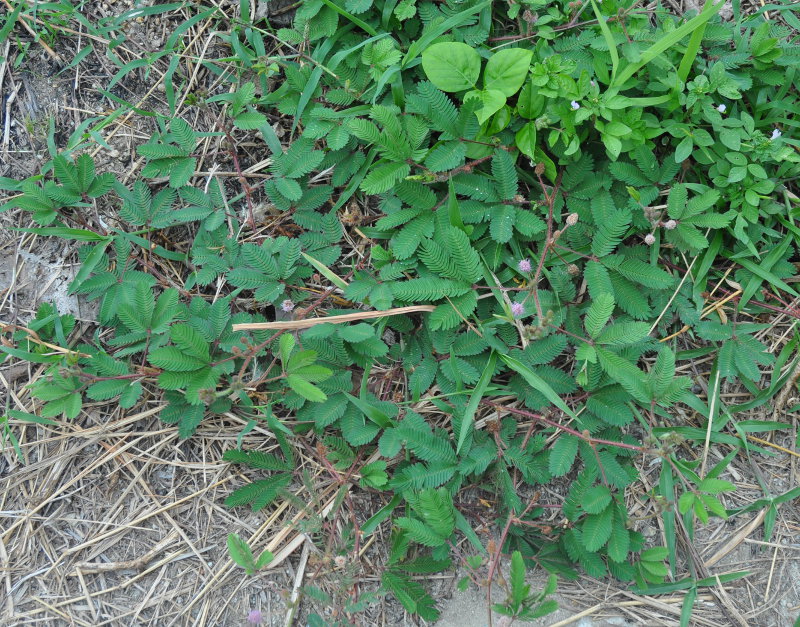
[570, 100, 580, 110]
[663, 219, 677, 230]
[590, 80, 596, 87]
[770, 128, 782, 141]
[716, 104, 726, 113]
[644, 233, 656, 246]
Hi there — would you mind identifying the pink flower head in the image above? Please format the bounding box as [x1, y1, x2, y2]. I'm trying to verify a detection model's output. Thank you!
[280, 299, 295, 313]
[644, 233, 656, 246]
[663, 219, 677, 230]
[511, 302, 525, 318]
[517, 258, 532, 273]
[247, 609, 263, 624]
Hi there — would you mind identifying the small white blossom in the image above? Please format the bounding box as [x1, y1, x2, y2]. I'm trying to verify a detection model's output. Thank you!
[280, 299, 295, 312]
[663, 219, 677, 230]
[771, 128, 782, 141]
[716, 104, 726, 113]
[570, 100, 580, 110]
[644, 233, 656, 246]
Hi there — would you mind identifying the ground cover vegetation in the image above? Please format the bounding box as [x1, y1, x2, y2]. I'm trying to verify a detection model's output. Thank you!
[1, 0, 800, 623]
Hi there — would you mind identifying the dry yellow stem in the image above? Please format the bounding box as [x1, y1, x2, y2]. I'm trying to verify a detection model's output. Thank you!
[232, 305, 436, 331]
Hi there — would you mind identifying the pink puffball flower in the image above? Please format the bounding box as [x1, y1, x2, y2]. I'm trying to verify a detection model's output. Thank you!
[511, 302, 525, 318]
[644, 233, 656, 246]
[247, 609, 263, 624]
[280, 299, 295, 312]
[517, 258, 532, 273]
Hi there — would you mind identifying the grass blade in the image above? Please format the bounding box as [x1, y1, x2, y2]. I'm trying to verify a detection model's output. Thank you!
[457, 351, 497, 454]
[612, 0, 723, 89]
[677, 0, 715, 82]
[591, 0, 619, 83]
[499, 354, 580, 421]
[402, 0, 491, 68]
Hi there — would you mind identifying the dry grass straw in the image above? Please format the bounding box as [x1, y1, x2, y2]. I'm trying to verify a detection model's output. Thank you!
[1, 1, 799, 626]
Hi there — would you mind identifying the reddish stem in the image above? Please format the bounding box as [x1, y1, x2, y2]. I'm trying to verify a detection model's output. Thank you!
[484, 402, 646, 453]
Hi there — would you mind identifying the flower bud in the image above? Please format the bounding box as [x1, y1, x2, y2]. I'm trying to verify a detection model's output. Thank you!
[566, 213, 579, 226]
[198, 388, 217, 405]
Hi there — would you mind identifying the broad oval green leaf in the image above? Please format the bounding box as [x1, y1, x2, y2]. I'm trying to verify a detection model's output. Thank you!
[515, 121, 537, 159]
[421, 42, 481, 92]
[484, 48, 532, 96]
[465, 89, 507, 125]
[517, 80, 544, 119]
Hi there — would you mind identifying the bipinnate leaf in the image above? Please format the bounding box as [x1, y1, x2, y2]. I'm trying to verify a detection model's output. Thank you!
[549, 434, 579, 477]
[170, 323, 210, 362]
[581, 505, 613, 551]
[606, 508, 630, 562]
[584, 293, 615, 339]
[582, 485, 612, 514]
[395, 517, 446, 547]
[510, 551, 530, 605]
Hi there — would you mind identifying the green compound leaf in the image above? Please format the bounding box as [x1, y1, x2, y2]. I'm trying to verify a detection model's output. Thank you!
[584, 293, 615, 339]
[548, 434, 579, 477]
[582, 485, 612, 514]
[581, 505, 613, 551]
